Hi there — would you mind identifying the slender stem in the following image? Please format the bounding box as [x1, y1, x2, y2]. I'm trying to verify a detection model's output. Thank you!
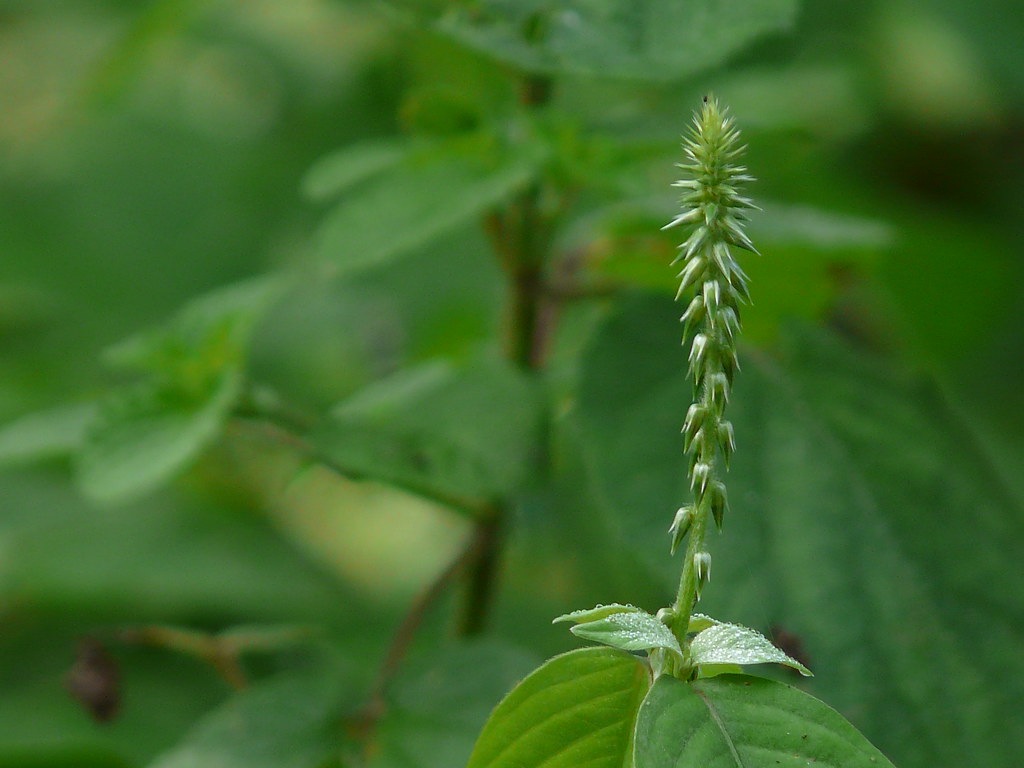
[359, 523, 490, 733]
[456, 73, 555, 635]
[456, 514, 504, 635]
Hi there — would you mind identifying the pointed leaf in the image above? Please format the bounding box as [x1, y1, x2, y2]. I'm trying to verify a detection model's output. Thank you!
[414, 1, 799, 81]
[315, 137, 546, 276]
[149, 664, 350, 768]
[368, 641, 539, 768]
[634, 674, 897, 768]
[104, 273, 284, 385]
[690, 622, 811, 676]
[553, 603, 643, 624]
[0, 402, 96, 466]
[76, 371, 241, 504]
[314, 357, 541, 505]
[570, 611, 683, 659]
[467, 647, 650, 768]
[302, 138, 407, 201]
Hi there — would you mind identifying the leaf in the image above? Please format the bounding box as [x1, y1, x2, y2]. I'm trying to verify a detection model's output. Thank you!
[467, 647, 650, 768]
[104, 273, 284, 386]
[687, 613, 722, 634]
[302, 138, 407, 201]
[76, 371, 241, 504]
[553, 603, 643, 623]
[634, 674, 897, 768]
[414, 0, 799, 80]
[368, 641, 540, 768]
[148, 664, 350, 768]
[569, 611, 683, 659]
[314, 357, 541, 505]
[576, 295, 1024, 766]
[314, 136, 546, 276]
[690, 622, 811, 676]
[0, 402, 96, 466]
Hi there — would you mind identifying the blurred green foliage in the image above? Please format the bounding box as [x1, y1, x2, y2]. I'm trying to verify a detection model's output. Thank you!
[0, 0, 1022, 766]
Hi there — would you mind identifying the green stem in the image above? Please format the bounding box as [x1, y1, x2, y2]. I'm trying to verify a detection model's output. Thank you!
[457, 74, 554, 635]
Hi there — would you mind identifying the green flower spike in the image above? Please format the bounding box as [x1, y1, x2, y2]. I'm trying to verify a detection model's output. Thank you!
[556, 98, 809, 682]
[663, 95, 758, 643]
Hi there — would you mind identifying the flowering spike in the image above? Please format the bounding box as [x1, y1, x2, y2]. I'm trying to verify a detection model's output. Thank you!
[666, 96, 758, 644]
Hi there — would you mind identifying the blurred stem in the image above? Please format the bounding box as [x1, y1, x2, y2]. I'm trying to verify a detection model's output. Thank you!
[458, 74, 555, 638]
[120, 625, 248, 690]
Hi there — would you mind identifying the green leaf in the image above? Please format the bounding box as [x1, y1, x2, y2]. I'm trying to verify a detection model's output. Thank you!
[416, 0, 798, 80]
[105, 273, 284, 387]
[301, 138, 407, 201]
[634, 674, 897, 768]
[553, 603, 643, 623]
[76, 371, 241, 504]
[369, 641, 540, 768]
[0, 402, 96, 466]
[576, 295, 1024, 766]
[690, 622, 811, 676]
[467, 647, 650, 768]
[148, 665, 350, 768]
[314, 136, 546, 276]
[687, 613, 722, 634]
[314, 357, 541, 505]
[569, 611, 682, 659]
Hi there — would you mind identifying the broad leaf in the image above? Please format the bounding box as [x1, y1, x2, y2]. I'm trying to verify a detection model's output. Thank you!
[149, 665, 349, 768]
[0, 402, 96, 466]
[314, 357, 541, 506]
[368, 641, 539, 768]
[576, 295, 1024, 766]
[76, 372, 241, 503]
[690, 622, 811, 676]
[302, 138, 407, 201]
[467, 647, 650, 768]
[409, 1, 799, 81]
[634, 674, 896, 768]
[568, 610, 682, 659]
[314, 136, 546, 276]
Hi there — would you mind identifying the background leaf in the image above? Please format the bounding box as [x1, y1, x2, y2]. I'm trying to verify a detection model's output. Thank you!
[576, 294, 1024, 767]
[467, 647, 650, 768]
[148, 662, 351, 768]
[0, 402, 96, 466]
[314, 137, 546, 276]
[76, 372, 241, 504]
[422, 0, 799, 80]
[314, 357, 541, 505]
[302, 138, 408, 202]
[368, 641, 539, 768]
[634, 674, 896, 768]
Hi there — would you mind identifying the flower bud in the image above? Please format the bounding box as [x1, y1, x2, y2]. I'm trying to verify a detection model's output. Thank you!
[708, 481, 728, 531]
[669, 506, 693, 554]
[708, 372, 730, 410]
[676, 256, 706, 299]
[680, 295, 706, 343]
[689, 334, 711, 383]
[718, 306, 740, 343]
[691, 462, 712, 495]
[703, 280, 721, 315]
[694, 551, 712, 596]
[718, 421, 736, 467]
[681, 404, 706, 449]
